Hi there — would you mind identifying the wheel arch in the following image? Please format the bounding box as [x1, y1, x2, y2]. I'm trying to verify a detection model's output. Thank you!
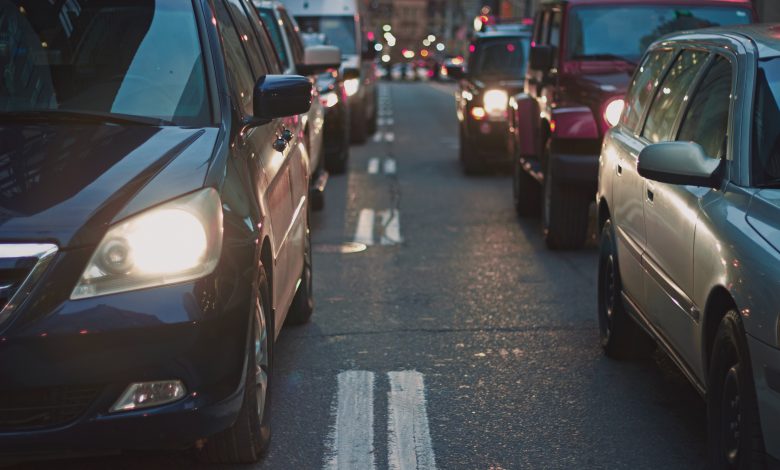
[260, 236, 274, 314]
[702, 285, 738, 382]
[598, 198, 610, 234]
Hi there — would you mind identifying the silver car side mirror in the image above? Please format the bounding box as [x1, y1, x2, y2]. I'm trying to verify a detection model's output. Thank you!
[637, 141, 722, 188]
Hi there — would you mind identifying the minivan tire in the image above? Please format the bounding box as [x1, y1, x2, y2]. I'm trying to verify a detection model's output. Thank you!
[286, 212, 314, 325]
[598, 220, 654, 360]
[204, 269, 273, 463]
[707, 311, 766, 470]
[513, 159, 540, 217]
[459, 127, 482, 175]
[543, 159, 589, 249]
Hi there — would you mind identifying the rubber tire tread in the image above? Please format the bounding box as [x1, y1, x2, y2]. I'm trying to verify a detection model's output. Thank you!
[286, 210, 314, 325]
[543, 166, 589, 250]
[598, 220, 655, 360]
[513, 159, 541, 217]
[203, 270, 272, 464]
[707, 311, 767, 470]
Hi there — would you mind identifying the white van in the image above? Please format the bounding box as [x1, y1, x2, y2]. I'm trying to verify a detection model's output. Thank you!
[283, 0, 377, 143]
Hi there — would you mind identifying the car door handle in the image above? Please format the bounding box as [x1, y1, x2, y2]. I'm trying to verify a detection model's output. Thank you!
[647, 188, 654, 202]
[617, 163, 623, 175]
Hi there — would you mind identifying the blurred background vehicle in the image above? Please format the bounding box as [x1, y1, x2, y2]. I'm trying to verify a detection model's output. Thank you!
[256, 1, 341, 210]
[510, 0, 755, 249]
[448, 28, 531, 174]
[286, 0, 379, 143]
[301, 32, 352, 175]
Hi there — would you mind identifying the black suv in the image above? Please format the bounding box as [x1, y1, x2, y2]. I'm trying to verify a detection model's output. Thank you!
[447, 29, 531, 174]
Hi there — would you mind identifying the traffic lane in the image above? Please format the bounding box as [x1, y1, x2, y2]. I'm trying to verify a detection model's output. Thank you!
[263, 82, 706, 468]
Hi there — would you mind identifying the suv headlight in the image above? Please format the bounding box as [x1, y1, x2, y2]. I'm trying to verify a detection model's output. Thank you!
[483, 89, 508, 115]
[71, 188, 223, 300]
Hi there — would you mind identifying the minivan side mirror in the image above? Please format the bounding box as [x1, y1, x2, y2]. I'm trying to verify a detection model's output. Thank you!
[253, 75, 312, 121]
[529, 45, 554, 71]
[637, 142, 722, 188]
[445, 64, 464, 79]
[298, 45, 342, 76]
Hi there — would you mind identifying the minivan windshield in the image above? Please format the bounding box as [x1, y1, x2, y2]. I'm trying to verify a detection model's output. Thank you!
[295, 16, 356, 56]
[0, 0, 210, 126]
[567, 6, 751, 63]
[753, 58, 780, 184]
[469, 38, 530, 80]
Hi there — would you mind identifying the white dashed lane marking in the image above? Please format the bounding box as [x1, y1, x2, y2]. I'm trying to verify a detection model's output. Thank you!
[388, 371, 437, 470]
[323, 371, 377, 470]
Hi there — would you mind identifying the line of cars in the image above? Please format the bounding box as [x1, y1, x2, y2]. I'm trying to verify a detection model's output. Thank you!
[0, 0, 373, 464]
[451, 0, 780, 466]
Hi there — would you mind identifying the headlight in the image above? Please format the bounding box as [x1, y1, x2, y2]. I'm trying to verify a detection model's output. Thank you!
[320, 92, 339, 108]
[483, 89, 508, 115]
[71, 188, 223, 299]
[344, 78, 360, 97]
[604, 98, 625, 127]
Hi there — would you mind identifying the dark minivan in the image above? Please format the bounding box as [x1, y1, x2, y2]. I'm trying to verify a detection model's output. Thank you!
[0, 0, 315, 463]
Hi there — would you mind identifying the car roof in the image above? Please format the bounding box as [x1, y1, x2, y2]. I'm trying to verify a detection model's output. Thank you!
[540, 0, 752, 6]
[660, 24, 780, 59]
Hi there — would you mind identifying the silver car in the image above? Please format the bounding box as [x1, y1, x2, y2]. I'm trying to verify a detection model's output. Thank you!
[596, 24, 780, 468]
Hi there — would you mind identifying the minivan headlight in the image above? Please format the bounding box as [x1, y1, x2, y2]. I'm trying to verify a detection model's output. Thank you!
[71, 188, 223, 300]
[483, 89, 508, 115]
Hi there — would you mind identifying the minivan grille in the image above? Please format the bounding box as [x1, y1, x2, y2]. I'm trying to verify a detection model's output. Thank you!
[0, 385, 101, 430]
[0, 244, 58, 330]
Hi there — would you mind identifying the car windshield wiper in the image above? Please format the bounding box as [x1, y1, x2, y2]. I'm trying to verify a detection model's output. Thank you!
[0, 110, 175, 126]
[572, 54, 637, 66]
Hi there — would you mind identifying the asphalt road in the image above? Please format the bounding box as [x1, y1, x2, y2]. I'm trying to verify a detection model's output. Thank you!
[22, 82, 707, 469]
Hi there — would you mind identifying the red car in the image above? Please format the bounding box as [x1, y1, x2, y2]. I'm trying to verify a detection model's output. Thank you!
[509, 0, 755, 249]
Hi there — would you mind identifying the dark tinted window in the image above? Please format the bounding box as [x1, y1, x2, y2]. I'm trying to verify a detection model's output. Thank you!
[678, 56, 732, 158]
[243, 1, 282, 74]
[280, 10, 304, 65]
[469, 38, 530, 80]
[259, 8, 290, 69]
[215, 0, 255, 115]
[622, 49, 674, 132]
[0, 0, 209, 125]
[568, 6, 750, 63]
[295, 16, 355, 55]
[753, 58, 780, 181]
[643, 50, 707, 143]
[224, 0, 268, 77]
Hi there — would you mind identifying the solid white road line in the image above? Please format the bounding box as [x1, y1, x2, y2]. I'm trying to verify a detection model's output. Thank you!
[387, 371, 437, 470]
[383, 158, 397, 175]
[355, 209, 375, 246]
[379, 209, 403, 245]
[368, 158, 380, 174]
[324, 371, 377, 470]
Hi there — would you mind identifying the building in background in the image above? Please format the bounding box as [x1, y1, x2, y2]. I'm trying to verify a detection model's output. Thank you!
[754, 0, 780, 21]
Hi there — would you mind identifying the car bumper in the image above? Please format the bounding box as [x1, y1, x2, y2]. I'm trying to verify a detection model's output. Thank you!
[746, 334, 780, 464]
[465, 119, 511, 162]
[0, 279, 250, 457]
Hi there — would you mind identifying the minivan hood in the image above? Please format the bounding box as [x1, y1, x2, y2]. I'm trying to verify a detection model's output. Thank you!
[747, 189, 780, 254]
[0, 124, 214, 248]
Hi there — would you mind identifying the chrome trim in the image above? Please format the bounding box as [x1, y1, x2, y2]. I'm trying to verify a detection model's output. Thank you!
[0, 243, 58, 329]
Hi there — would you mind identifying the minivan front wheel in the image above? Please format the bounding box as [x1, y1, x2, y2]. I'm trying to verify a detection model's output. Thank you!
[204, 270, 273, 463]
[707, 311, 766, 469]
